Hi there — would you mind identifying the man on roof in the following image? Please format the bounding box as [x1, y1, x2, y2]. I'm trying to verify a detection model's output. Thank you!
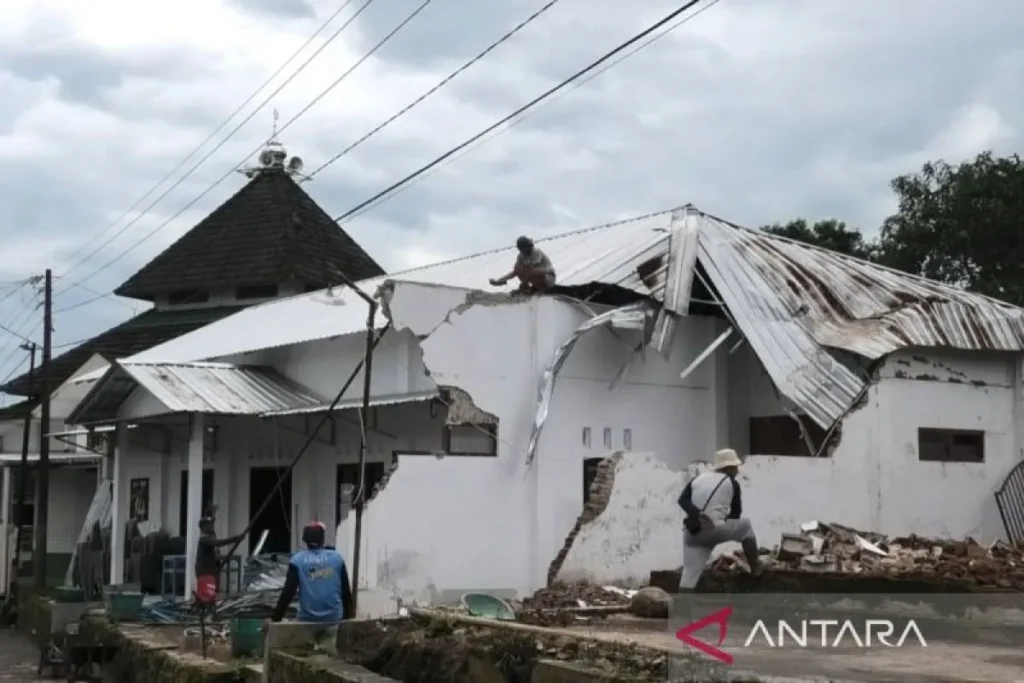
[489, 236, 557, 294]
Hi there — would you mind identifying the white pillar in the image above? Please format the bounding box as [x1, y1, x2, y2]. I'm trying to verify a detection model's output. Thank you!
[109, 425, 125, 584]
[184, 413, 204, 598]
[1, 466, 11, 596]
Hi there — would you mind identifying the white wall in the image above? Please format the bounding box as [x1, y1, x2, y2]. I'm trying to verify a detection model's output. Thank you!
[735, 348, 1019, 549]
[48, 467, 98, 553]
[331, 283, 729, 607]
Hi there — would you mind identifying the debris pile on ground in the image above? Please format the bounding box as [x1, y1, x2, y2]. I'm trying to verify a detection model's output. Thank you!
[343, 615, 671, 681]
[628, 586, 671, 618]
[522, 581, 633, 610]
[710, 520, 1024, 589]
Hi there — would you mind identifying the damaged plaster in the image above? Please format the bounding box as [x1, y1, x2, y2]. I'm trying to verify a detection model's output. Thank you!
[547, 452, 623, 585]
[556, 452, 691, 586]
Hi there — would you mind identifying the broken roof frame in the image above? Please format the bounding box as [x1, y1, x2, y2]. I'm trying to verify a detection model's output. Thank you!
[63, 204, 1024, 454]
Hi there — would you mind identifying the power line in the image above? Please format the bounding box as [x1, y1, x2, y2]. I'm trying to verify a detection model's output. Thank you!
[58, 0, 360, 282]
[342, 0, 723, 223]
[55, 0, 430, 311]
[56, 0, 385, 296]
[305, 0, 565, 180]
[334, 0, 710, 224]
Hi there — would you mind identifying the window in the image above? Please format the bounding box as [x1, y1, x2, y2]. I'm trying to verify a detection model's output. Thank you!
[336, 462, 386, 524]
[443, 423, 498, 456]
[87, 431, 108, 453]
[749, 415, 828, 457]
[236, 284, 279, 300]
[167, 289, 209, 305]
[918, 428, 984, 463]
[582, 458, 603, 505]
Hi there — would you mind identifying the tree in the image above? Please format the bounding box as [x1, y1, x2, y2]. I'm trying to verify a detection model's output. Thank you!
[760, 218, 878, 261]
[877, 151, 1024, 305]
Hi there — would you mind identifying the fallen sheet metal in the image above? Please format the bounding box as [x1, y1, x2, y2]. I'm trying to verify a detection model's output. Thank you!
[525, 301, 656, 466]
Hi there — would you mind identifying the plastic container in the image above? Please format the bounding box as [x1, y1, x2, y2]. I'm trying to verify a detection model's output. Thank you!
[103, 586, 144, 621]
[231, 617, 264, 658]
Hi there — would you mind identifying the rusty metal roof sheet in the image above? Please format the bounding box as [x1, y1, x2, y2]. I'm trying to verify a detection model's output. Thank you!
[83, 206, 1024, 431]
[698, 212, 1024, 427]
[68, 360, 326, 424]
[701, 215, 1024, 358]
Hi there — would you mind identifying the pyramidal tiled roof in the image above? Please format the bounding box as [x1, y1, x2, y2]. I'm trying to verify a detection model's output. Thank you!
[114, 168, 384, 301]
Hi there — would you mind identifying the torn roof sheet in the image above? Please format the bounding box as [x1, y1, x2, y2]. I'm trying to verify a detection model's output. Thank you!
[68, 360, 326, 424]
[89, 210, 677, 368]
[698, 214, 1024, 358]
[80, 206, 1024, 429]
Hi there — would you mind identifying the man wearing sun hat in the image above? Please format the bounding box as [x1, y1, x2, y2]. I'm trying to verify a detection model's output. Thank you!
[677, 448, 762, 590]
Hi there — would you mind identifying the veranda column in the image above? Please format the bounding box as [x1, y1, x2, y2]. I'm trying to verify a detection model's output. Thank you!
[183, 413, 204, 598]
[109, 425, 125, 584]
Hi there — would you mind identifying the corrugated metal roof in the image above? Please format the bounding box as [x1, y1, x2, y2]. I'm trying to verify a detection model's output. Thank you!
[263, 389, 438, 417]
[86, 206, 1024, 431]
[703, 215, 1024, 358]
[122, 361, 326, 415]
[698, 213, 1024, 427]
[69, 361, 326, 424]
[115, 211, 675, 366]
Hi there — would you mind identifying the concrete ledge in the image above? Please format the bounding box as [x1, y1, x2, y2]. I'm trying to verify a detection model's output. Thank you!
[531, 659, 641, 683]
[269, 651, 399, 683]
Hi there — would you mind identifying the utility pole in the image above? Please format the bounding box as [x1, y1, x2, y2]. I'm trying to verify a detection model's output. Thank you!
[33, 270, 51, 589]
[13, 342, 36, 581]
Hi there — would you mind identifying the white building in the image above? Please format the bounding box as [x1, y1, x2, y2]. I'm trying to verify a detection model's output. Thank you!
[0, 355, 107, 589]
[64, 207, 1024, 609]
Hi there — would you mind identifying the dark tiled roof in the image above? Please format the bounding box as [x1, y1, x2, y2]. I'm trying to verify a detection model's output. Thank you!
[0, 399, 36, 422]
[2, 306, 244, 396]
[114, 168, 385, 301]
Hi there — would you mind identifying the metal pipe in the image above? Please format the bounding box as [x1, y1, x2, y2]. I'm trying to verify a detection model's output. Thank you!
[221, 321, 390, 562]
[350, 299, 377, 616]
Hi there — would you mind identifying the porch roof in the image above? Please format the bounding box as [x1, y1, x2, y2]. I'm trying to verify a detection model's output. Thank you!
[67, 360, 327, 426]
[262, 389, 438, 417]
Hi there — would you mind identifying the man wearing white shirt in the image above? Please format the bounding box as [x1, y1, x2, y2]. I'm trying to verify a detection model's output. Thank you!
[677, 448, 762, 590]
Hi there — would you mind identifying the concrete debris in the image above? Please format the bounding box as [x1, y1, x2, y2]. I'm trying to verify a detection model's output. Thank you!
[628, 586, 671, 618]
[524, 581, 633, 610]
[710, 520, 1024, 589]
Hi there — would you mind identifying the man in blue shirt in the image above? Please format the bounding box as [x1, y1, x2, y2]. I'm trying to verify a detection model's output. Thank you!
[270, 522, 353, 656]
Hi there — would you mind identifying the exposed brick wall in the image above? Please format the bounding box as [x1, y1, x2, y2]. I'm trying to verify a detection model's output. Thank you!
[546, 452, 623, 586]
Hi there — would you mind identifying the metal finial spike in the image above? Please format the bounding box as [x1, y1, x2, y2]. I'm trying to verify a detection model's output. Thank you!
[271, 109, 280, 141]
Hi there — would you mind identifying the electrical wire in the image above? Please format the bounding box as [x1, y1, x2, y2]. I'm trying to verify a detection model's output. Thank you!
[56, 0, 384, 295]
[57, 0, 360, 282]
[54, 0, 431, 312]
[336, 0, 717, 224]
[305, 0, 565, 180]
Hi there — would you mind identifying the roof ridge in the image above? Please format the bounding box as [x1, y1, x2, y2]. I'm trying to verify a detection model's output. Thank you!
[382, 207, 678, 281]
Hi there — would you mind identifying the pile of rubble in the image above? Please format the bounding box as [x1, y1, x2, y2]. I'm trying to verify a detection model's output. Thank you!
[710, 520, 1024, 590]
[521, 581, 633, 610]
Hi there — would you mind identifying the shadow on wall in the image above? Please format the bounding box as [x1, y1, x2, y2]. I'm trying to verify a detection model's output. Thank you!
[555, 452, 700, 585]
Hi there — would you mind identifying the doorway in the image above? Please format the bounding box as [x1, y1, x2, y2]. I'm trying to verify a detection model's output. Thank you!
[179, 469, 214, 536]
[249, 467, 292, 554]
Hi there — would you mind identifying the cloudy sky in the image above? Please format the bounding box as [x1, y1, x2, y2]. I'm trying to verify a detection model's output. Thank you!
[0, 0, 1020, 387]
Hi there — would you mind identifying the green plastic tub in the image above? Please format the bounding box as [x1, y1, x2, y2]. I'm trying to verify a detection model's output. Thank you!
[231, 617, 264, 657]
[103, 587, 144, 622]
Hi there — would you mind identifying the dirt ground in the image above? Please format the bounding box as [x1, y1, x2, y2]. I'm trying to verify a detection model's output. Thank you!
[0, 631, 45, 682]
[566, 615, 1024, 682]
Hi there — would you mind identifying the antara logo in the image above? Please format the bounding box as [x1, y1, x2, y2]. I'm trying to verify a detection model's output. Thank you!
[675, 607, 928, 665]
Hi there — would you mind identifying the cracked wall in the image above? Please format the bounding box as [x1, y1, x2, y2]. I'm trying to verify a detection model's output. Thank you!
[554, 452, 690, 585]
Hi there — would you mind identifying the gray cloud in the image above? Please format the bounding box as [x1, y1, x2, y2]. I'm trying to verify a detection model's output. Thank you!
[229, 0, 316, 19]
[0, 0, 1022, 385]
